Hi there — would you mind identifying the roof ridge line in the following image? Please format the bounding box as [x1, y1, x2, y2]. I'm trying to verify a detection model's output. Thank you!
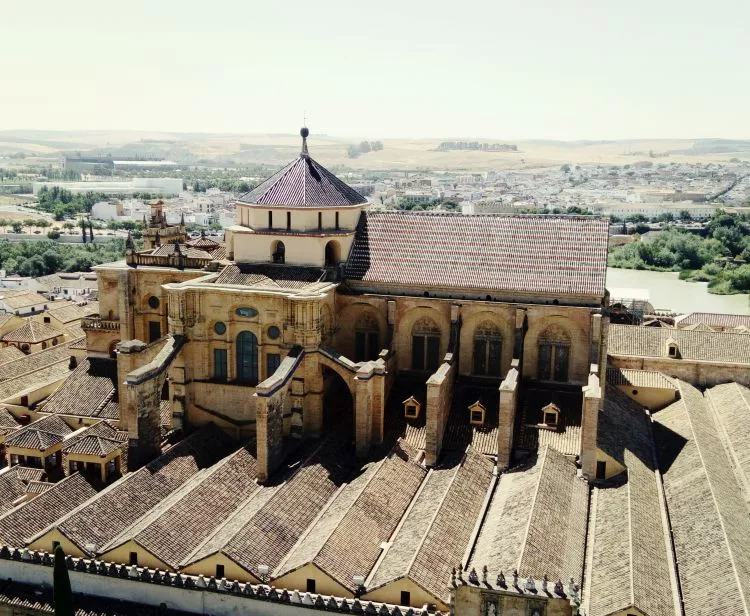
[364, 465, 437, 590]
[679, 384, 750, 615]
[516, 445, 550, 573]
[626, 468, 635, 609]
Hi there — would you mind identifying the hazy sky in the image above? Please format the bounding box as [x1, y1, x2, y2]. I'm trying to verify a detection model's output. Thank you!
[2, 0, 749, 140]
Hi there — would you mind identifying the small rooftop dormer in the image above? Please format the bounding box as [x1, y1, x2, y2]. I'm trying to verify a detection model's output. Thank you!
[539, 402, 560, 430]
[403, 396, 422, 420]
[469, 400, 486, 426]
[227, 128, 367, 267]
[665, 337, 680, 359]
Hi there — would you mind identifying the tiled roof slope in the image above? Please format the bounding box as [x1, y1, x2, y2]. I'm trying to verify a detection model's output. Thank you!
[238, 155, 367, 208]
[119, 446, 259, 568]
[653, 382, 750, 616]
[46, 424, 232, 555]
[370, 448, 494, 603]
[278, 441, 426, 593]
[1, 320, 60, 343]
[706, 382, 750, 501]
[0, 358, 71, 403]
[0, 408, 20, 437]
[219, 438, 358, 578]
[214, 264, 333, 292]
[0, 469, 28, 516]
[469, 446, 587, 583]
[0, 473, 97, 547]
[4, 415, 72, 451]
[586, 388, 676, 616]
[606, 366, 678, 391]
[40, 358, 116, 418]
[0, 347, 24, 366]
[0, 342, 75, 382]
[344, 212, 609, 297]
[676, 312, 750, 329]
[608, 324, 750, 364]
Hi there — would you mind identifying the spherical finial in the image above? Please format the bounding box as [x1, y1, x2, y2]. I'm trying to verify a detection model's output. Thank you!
[300, 126, 309, 138]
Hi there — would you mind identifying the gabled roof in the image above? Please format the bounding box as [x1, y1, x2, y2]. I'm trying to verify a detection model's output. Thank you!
[469, 446, 588, 584]
[275, 440, 425, 593]
[39, 357, 117, 418]
[345, 212, 609, 297]
[0, 473, 97, 547]
[606, 366, 678, 391]
[368, 448, 495, 604]
[585, 388, 677, 616]
[237, 153, 367, 208]
[38, 424, 233, 555]
[4, 415, 72, 451]
[608, 324, 750, 365]
[2, 320, 62, 343]
[104, 446, 259, 569]
[676, 312, 750, 329]
[653, 382, 750, 615]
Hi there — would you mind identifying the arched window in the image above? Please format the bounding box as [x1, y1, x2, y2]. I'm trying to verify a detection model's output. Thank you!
[325, 241, 341, 267]
[473, 321, 502, 376]
[272, 240, 285, 264]
[411, 316, 441, 371]
[236, 331, 259, 384]
[354, 312, 380, 362]
[537, 325, 571, 382]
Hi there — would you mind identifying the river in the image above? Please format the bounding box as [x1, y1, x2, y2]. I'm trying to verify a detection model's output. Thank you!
[606, 267, 750, 315]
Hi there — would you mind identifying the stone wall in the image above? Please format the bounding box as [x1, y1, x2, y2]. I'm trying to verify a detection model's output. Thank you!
[609, 355, 750, 388]
[425, 355, 457, 467]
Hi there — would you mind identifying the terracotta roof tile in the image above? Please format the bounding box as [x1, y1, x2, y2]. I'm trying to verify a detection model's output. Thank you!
[470, 446, 587, 583]
[606, 366, 678, 390]
[1, 320, 62, 343]
[345, 212, 609, 297]
[586, 389, 676, 616]
[289, 441, 425, 592]
[653, 382, 750, 615]
[608, 324, 750, 364]
[676, 312, 750, 329]
[40, 358, 117, 418]
[238, 155, 367, 208]
[0, 473, 97, 547]
[213, 263, 334, 292]
[48, 424, 233, 555]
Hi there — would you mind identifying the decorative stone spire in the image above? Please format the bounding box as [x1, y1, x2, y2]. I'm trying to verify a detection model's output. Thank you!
[300, 126, 309, 157]
[180, 211, 185, 227]
[154, 230, 161, 247]
[125, 230, 134, 250]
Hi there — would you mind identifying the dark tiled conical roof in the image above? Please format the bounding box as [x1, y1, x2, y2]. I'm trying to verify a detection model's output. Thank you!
[237, 129, 367, 208]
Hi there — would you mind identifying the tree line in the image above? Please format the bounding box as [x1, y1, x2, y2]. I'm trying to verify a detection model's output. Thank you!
[608, 211, 750, 294]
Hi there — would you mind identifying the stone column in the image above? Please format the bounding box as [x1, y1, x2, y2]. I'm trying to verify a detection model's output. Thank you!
[354, 366, 374, 457]
[497, 364, 519, 471]
[255, 389, 285, 483]
[303, 356, 323, 438]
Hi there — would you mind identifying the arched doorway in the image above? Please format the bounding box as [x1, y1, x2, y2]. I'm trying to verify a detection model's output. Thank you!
[322, 366, 355, 445]
[236, 331, 259, 384]
[324, 240, 341, 267]
[271, 240, 285, 264]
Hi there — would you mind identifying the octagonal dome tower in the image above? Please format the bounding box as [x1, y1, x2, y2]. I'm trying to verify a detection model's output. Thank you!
[226, 128, 367, 268]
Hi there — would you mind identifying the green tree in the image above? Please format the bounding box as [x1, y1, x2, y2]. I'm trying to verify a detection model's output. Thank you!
[53, 544, 74, 616]
[11, 222, 22, 234]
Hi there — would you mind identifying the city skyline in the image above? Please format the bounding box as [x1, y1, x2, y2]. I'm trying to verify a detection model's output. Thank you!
[2, 0, 749, 140]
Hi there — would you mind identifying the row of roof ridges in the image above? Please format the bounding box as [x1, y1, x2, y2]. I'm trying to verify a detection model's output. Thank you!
[26, 425, 225, 550]
[670, 381, 750, 615]
[274, 456, 387, 579]
[180, 439, 334, 569]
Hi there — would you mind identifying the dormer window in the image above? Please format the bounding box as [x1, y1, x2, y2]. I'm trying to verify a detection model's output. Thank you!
[541, 403, 560, 428]
[469, 400, 486, 425]
[666, 338, 680, 359]
[403, 396, 421, 419]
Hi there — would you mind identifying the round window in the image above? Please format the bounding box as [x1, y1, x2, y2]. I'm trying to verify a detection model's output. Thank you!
[214, 321, 227, 335]
[267, 326, 281, 340]
[148, 296, 160, 309]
